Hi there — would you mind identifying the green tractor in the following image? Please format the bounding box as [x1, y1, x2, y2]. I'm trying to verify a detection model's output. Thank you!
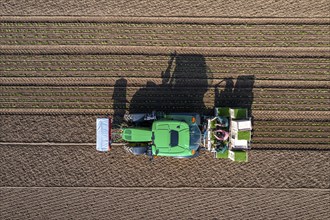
[122, 112, 201, 158]
[96, 107, 252, 162]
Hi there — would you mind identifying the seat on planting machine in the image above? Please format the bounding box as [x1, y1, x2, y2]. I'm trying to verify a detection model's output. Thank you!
[212, 107, 252, 162]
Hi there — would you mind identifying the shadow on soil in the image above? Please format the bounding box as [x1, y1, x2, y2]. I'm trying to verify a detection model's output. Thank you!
[113, 53, 254, 125]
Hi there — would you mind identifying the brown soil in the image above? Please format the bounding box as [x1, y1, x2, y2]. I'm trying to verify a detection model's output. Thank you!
[1, 20, 329, 47]
[1, 145, 329, 188]
[1, 0, 329, 17]
[0, 5, 329, 219]
[1, 187, 329, 220]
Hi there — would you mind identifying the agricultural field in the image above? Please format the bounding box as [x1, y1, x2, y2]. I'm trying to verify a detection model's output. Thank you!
[1, 1, 330, 219]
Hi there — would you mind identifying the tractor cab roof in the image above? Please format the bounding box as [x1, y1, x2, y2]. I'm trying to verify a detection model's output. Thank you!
[151, 120, 191, 157]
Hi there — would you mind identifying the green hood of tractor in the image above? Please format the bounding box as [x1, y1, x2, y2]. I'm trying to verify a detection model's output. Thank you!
[151, 120, 193, 157]
[122, 127, 152, 142]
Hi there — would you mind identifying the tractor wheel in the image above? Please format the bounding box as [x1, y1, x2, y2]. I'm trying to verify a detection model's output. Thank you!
[124, 145, 148, 155]
[124, 113, 133, 123]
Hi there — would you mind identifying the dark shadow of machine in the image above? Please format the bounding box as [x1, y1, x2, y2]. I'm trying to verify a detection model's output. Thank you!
[112, 53, 254, 125]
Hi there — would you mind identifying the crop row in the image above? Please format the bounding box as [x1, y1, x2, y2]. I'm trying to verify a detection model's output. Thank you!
[1, 60, 329, 67]
[2, 40, 328, 47]
[253, 126, 329, 133]
[1, 60, 328, 70]
[1, 86, 327, 95]
[2, 27, 329, 36]
[1, 102, 328, 112]
[253, 132, 329, 139]
[1, 66, 328, 74]
[1, 72, 328, 82]
[1, 73, 328, 81]
[1, 22, 327, 30]
[0, 95, 327, 105]
[1, 69, 327, 76]
[2, 33, 328, 41]
[1, 78, 328, 89]
[2, 55, 329, 64]
[0, 93, 329, 108]
[0, 89, 327, 101]
[254, 121, 329, 126]
[252, 139, 328, 145]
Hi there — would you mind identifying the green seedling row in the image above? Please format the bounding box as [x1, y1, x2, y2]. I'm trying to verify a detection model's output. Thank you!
[1, 102, 328, 112]
[1, 59, 328, 71]
[2, 54, 329, 65]
[2, 27, 329, 36]
[1, 32, 328, 42]
[2, 39, 328, 47]
[1, 22, 327, 31]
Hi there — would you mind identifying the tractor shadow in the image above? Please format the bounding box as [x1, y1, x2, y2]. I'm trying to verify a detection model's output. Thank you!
[214, 75, 255, 117]
[128, 53, 209, 113]
[112, 53, 255, 125]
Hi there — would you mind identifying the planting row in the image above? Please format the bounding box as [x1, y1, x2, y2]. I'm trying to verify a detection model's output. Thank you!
[2, 59, 328, 69]
[3, 54, 329, 63]
[2, 39, 328, 47]
[1, 87, 327, 100]
[1, 78, 328, 90]
[1, 71, 327, 81]
[1, 22, 329, 47]
[1, 54, 328, 81]
[1, 60, 328, 70]
[1, 22, 328, 31]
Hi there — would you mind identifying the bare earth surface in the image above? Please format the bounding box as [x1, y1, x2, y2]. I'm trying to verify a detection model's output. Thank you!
[1, 1, 330, 219]
[1, 145, 329, 188]
[1, 188, 329, 220]
[1, 0, 329, 17]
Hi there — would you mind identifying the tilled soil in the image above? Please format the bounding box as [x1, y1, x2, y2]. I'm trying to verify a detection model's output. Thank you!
[1, 20, 329, 47]
[1, 187, 329, 220]
[1, 3, 330, 219]
[1, 0, 329, 17]
[1, 145, 329, 188]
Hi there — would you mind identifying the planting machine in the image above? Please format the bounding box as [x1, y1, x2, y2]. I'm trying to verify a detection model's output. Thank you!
[96, 107, 252, 162]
